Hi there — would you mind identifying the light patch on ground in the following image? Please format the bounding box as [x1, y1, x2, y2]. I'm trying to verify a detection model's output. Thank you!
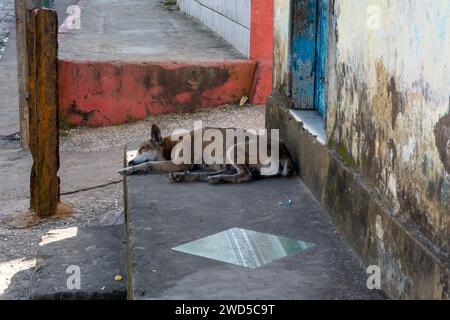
[0, 258, 35, 296]
[39, 227, 79, 246]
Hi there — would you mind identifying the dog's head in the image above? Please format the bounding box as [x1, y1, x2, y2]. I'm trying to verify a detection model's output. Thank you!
[128, 124, 166, 166]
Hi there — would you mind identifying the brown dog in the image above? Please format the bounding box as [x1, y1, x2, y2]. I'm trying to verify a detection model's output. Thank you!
[119, 124, 294, 184]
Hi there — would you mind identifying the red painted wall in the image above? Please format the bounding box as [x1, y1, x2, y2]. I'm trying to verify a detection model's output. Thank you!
[250, 0, 274, 105]
[59, 60, 255, 127]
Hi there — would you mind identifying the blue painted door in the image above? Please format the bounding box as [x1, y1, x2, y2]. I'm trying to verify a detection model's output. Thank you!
[292, 0, 317, 110]
[292, 0, 328, 116]
[314, 0, 328, 116]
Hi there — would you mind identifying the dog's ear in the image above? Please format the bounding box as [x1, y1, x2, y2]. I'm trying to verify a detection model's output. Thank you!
[151, 124, 163, 145]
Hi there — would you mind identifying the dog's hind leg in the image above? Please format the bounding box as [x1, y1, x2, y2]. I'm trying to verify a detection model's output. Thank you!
[168, 169, 234, 183]
[206, 165, 253, 184]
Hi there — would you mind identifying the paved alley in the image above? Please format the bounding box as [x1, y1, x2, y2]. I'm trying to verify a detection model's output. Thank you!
[59, 0, 244, 61]
[126, 174, 386, 300]
[0, 0, 18, 137]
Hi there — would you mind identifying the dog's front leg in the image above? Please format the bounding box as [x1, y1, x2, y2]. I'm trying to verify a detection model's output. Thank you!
[119, 161, 191, 176]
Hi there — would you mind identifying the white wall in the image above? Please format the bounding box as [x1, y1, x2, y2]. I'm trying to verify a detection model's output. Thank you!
[177, 0, 251, 57]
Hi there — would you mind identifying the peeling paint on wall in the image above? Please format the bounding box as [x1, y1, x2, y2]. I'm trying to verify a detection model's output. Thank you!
[327, 0, 450, 253]
[273, 0, 291, 95]
[291, 0, 317, 110]
[269, 0, 450, 298]
[434, 111, 450, 174]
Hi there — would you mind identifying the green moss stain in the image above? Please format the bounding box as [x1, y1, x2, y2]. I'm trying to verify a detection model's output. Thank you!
[164, 0, 177, 6]
[335, 142, 355, 167]
[60, 119, 74, 136]
[126, 114, 138, 124]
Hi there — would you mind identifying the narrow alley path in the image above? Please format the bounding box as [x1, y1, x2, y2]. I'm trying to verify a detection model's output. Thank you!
[0, 0, 18, 137]
[58, 0, 244, 61]
[126, 174, 386, 299]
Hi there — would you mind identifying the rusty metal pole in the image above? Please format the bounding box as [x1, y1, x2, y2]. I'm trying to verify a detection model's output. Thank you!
[3, 5, 72, 227]
[27, 8, 61, 218]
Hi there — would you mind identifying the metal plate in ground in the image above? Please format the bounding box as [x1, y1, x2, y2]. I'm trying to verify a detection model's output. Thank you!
[173, 228, 315, 269]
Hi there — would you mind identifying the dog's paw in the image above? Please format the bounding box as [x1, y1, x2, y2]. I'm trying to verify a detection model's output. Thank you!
[118, 168, 132, 176]
[206, 176, 223, 185]
[168, 172, 189, 183]
[168, 172, 184, 183]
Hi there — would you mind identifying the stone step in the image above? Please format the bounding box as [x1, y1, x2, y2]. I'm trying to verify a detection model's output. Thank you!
[58, 0, 255, 127]
[30, 225, 127, 300]
[123, 140, 386, 299]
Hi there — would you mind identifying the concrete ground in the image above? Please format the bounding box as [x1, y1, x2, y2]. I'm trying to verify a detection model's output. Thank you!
[0, 0, 14, 60]
[0, 1, 18, 137]
[30, 225, 127, 300]
[59, 0, 244, 61]
[126, 174, 386, 300]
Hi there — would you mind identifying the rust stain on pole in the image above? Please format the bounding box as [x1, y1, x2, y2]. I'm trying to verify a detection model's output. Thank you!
[27, 8, 61, 218]
[27, 8, 38, 211]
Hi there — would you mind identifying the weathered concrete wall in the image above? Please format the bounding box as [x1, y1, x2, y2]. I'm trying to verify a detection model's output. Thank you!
[266, 100, 450, 299]
[177, 0, 251, 57]
[327, 0, 450, 255]
[270, 0, 450, 299]
[273, 0, 291, 96]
